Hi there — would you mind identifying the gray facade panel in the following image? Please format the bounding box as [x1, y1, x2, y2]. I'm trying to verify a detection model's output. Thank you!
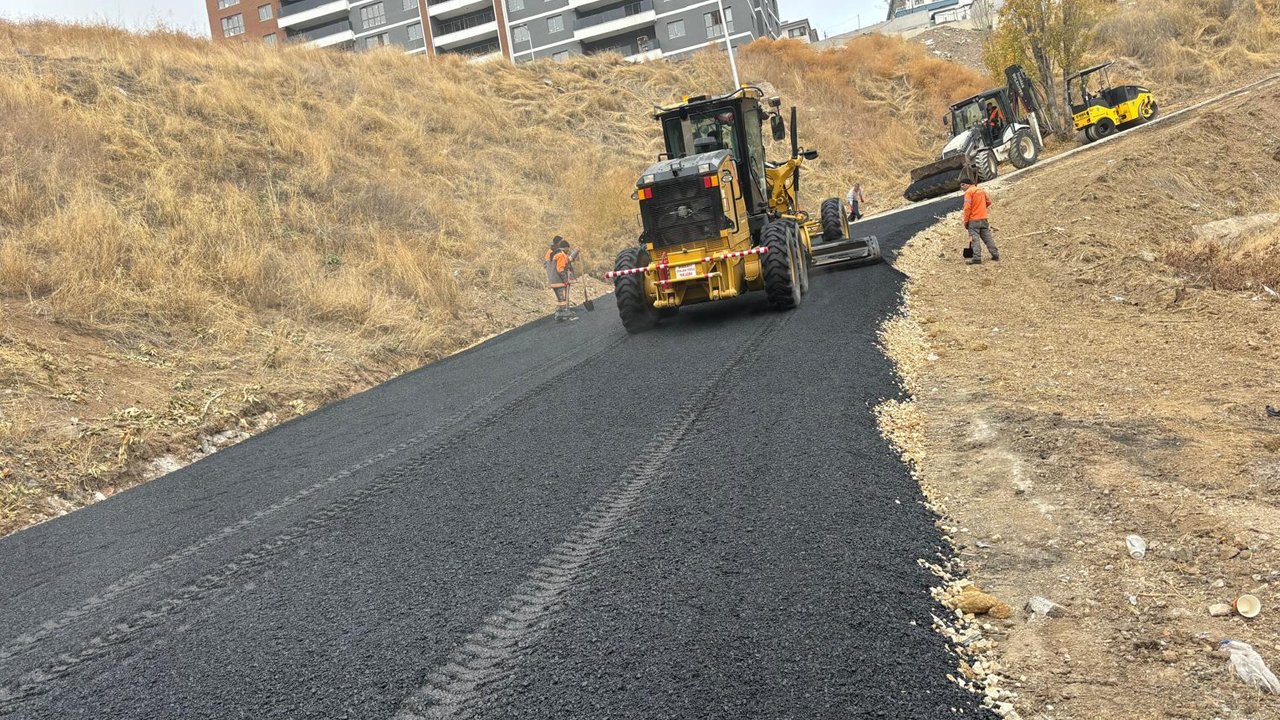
[504, 0, 570, 23]
[350, 0, 422, 34]
[349, 0, 427, 50]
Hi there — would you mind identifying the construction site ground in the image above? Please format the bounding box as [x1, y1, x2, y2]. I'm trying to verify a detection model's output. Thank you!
[881, 79, 1280, 719]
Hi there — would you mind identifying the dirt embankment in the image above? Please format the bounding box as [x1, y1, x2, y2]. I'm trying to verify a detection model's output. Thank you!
[882, 81, 1280, 719]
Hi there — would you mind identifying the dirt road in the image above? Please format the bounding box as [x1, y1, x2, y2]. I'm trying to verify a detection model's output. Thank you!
[884, 79, 1280, 719]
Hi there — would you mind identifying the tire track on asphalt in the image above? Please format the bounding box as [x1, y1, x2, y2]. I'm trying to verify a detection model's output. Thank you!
[392, 314, 786, 720]
[0, 334, 625, 710]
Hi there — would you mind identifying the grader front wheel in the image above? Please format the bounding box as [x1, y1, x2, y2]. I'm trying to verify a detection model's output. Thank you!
[762, 221, 802, 310]
[820, 198, 846, 241]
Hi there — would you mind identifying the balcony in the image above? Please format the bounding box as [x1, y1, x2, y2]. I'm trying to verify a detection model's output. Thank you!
[426, 0, 492, 20]
[568, 0, 624, 12]
[574, 1, 655, 42]
[310, 29, 356, 47]
[433, 10, 499, 50]
[468, 51, 505, 63]
[287, 16, 356, 45]
[625, 47, 662, 62]
[278, 0, 349, 29]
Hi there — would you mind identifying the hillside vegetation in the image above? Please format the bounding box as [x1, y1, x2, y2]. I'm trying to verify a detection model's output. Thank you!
[0, 23, 985, 534]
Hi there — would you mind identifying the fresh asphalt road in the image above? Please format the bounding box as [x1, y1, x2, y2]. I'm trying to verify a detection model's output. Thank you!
[0, 198, 987, 720]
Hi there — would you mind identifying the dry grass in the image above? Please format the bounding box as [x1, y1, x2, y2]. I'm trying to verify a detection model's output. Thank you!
[0, 24, 983, 534]
[1094, 0, 1280, 105]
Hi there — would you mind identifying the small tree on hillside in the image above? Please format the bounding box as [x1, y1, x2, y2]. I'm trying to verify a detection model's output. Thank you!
[984, 0, 1104, 137]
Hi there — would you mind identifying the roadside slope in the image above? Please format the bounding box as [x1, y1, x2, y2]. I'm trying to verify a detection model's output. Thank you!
[884, 80, 1280, 719]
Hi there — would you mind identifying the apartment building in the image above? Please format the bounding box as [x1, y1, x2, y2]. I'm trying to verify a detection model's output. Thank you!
[779, 18, 817, 43]
[508, 0, 782, 62]
[208, 0, 283, 44]
[886, 0, 961, 20]
[273, 0, 781, 63]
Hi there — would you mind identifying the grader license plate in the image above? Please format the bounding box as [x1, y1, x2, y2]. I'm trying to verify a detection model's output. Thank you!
[674, 264, 698, 280]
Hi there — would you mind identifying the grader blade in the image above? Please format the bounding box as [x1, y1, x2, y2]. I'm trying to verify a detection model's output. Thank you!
[811, 234, 882, 268]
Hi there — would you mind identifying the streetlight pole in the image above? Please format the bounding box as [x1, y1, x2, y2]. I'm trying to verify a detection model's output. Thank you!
[715, 0, 741, 89]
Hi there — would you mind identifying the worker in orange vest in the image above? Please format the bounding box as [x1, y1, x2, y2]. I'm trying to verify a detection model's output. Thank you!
[961, 179, 999, 265]
[545, 236, 579, 322]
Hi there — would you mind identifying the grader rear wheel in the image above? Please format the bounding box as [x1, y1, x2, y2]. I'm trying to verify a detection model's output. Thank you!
[613, 246, 657, 334]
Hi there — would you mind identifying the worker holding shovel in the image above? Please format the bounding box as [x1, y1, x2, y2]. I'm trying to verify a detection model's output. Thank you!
[545, 236, 595, 321]
[961, 179, 1000, 265]
[545, 236, 578, 322]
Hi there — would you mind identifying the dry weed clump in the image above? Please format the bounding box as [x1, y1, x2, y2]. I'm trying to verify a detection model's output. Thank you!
[1094, 0, 1280, 103]
[1165, 214, 1280, 292]
[0, 23, 982, 534]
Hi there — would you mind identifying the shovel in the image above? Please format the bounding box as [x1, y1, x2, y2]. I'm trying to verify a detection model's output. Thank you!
[581, 282, 595, 312]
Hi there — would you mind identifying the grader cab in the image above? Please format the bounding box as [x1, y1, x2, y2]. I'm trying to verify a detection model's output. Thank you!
[605, 87, 880, 334]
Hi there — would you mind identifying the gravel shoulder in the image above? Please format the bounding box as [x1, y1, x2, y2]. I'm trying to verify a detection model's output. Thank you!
[880, 82, 1280, 719]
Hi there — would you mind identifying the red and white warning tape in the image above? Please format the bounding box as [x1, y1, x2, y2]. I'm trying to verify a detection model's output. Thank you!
[605, 247, 767, 280]
[703, 247, 769, 263]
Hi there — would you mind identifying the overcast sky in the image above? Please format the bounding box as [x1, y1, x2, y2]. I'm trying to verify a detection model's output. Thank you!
[0, 0, 887, 39]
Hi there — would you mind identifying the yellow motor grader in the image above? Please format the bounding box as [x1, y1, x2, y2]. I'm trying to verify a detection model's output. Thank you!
[605, 87, 879, 333]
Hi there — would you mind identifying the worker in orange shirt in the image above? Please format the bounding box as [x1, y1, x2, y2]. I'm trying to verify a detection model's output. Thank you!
[545, 236, 579, 322]
[961, 179, 999, 265]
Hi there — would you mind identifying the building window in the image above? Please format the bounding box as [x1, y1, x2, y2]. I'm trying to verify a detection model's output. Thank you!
[704, 11, 723, 38]
[221, 14, 245, 37]
[258, 4, 273, 21]
[553, 50, 569, 62]
[408, 22, 423, 41]
[263, 33, 277, 46]
[218, 0, 238, 8]
[725, 7, 734, 33]
[364, 33, 389, 49]
[404, 0, 416, 9]
[547, 15, 564, 34]
[667, 19, 685, 39]
[360, 2, 387, 29]
[509, 0, 524, 11]
[513, 25, 530, 45]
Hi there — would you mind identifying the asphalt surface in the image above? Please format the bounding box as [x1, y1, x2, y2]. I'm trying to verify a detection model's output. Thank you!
[0, 198, 988, 719]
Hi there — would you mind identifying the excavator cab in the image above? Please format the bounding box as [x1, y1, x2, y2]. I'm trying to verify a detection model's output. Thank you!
[949, 90, 1014, 148]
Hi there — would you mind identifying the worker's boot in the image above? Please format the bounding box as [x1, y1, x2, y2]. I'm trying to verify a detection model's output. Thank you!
[966, 257, 982, 265]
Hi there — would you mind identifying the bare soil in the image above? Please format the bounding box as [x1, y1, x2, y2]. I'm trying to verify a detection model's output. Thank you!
[882, 80, 1280, 719]
[912, 26, 989, 74]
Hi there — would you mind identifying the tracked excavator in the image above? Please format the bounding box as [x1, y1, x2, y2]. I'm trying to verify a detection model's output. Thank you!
[905, 66, 1047, 203]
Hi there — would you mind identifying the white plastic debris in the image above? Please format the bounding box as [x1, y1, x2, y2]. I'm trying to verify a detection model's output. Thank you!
[1218, 640, 1280, 694]
[1126, 534, 1147, 559]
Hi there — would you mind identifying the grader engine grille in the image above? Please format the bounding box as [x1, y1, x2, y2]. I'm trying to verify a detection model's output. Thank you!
[641, 176, 723, 249]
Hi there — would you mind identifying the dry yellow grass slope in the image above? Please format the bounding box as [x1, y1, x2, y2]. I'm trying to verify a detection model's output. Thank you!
[1093, 0, 1279, 105]
[0, 23, 985, 534]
